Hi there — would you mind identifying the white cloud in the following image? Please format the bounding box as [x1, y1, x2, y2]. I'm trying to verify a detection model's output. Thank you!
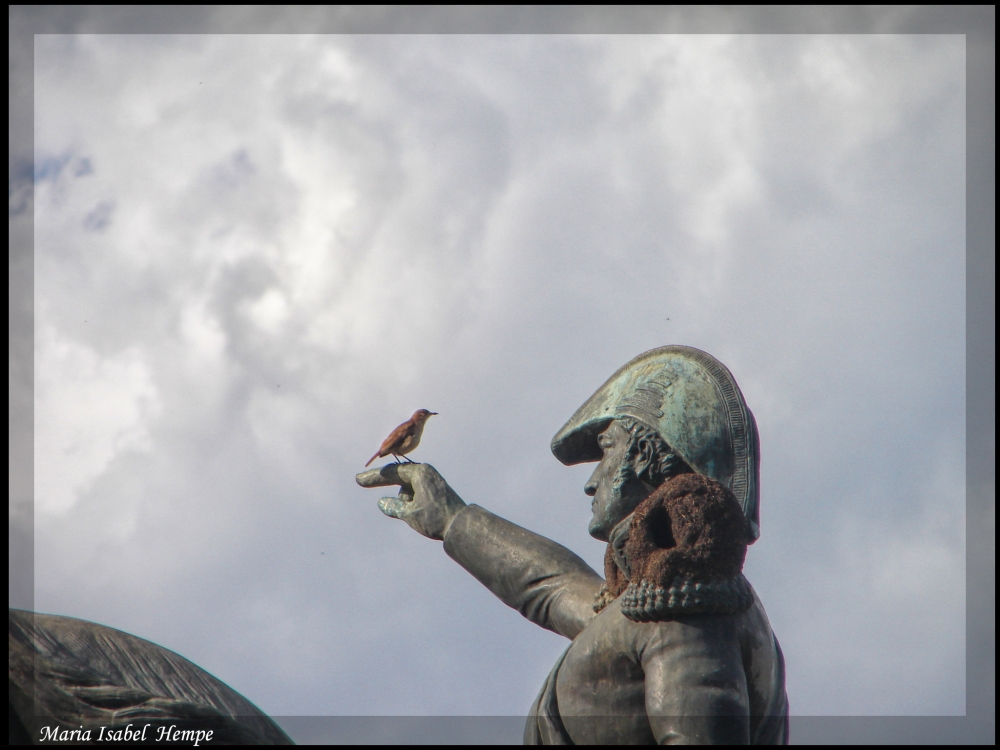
[33, 33, 964, 717]
[34, 323, 162, 518]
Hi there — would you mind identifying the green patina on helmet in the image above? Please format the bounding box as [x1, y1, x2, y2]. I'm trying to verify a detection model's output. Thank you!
[551, 345, 761, 542]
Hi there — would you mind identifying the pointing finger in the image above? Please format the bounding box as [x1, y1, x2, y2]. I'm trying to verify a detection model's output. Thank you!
[356, 464, 410, 488]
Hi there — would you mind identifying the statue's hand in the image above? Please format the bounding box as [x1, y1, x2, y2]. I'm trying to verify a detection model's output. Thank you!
[355, 463, 467, 541]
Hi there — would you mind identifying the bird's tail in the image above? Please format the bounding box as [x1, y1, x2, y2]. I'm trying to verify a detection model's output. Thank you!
[365, 452, 380, 467]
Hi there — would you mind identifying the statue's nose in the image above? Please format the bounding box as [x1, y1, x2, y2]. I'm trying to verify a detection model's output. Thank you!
[584, 480, 598, 497]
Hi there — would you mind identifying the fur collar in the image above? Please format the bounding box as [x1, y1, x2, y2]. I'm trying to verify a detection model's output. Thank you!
[594, 472, 754, 621]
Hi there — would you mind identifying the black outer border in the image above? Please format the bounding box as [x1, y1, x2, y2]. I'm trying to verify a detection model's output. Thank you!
[8, 6, 994, 745]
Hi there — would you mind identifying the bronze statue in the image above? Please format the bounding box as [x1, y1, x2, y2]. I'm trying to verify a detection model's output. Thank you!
[357, 346, 789, 744]
[9, 608, 293, 744]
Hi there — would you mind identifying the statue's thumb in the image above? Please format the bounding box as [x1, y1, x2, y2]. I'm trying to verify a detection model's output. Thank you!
[378, 496, 409, 519]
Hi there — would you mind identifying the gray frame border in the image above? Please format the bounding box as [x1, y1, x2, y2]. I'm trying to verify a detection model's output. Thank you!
[9, 6, 994, 745]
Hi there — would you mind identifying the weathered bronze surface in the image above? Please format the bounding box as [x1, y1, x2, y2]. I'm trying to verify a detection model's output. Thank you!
[9, 608, 293, 745]
[553, 346, 761, 541]
[358, 346, 788, 744]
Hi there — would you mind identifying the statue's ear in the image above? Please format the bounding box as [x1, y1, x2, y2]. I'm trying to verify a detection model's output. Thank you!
[630, 435, 657, 482]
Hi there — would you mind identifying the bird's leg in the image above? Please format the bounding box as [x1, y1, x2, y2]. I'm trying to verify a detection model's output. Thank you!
[391, 454, 402, 464]
[403, 456, 416, 463]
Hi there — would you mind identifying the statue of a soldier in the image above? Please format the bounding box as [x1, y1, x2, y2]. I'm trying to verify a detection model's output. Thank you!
[357, 346, 789, 744]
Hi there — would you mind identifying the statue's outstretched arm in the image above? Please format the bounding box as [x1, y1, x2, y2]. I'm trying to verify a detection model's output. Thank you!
[444, 504, 602, 639]
[356, 464, 603, 639]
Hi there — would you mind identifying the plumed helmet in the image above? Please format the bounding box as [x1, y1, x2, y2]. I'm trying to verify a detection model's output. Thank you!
[551, 345, 761, 542]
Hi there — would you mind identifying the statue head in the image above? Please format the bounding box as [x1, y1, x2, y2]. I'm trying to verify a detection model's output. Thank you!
[553, 346, 761, 543]
[584, 417, 693, 541]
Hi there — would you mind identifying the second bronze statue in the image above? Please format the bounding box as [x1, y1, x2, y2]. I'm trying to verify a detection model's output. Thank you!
[365, 409, 438, 467]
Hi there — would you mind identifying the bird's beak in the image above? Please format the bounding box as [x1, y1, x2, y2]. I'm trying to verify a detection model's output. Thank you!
[430, 412, 438, 415]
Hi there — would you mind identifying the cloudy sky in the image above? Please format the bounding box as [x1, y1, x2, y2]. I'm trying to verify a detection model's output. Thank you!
[30, 33, 965, 721]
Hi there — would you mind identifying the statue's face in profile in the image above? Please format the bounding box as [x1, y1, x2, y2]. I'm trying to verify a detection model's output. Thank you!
[585, 420, 653, 542]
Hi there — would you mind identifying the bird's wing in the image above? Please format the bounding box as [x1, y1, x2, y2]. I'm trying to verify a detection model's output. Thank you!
[378, 421, 417, 454]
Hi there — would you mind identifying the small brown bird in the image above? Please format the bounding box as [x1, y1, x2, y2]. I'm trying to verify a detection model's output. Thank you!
[365, 409, 438, 467]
